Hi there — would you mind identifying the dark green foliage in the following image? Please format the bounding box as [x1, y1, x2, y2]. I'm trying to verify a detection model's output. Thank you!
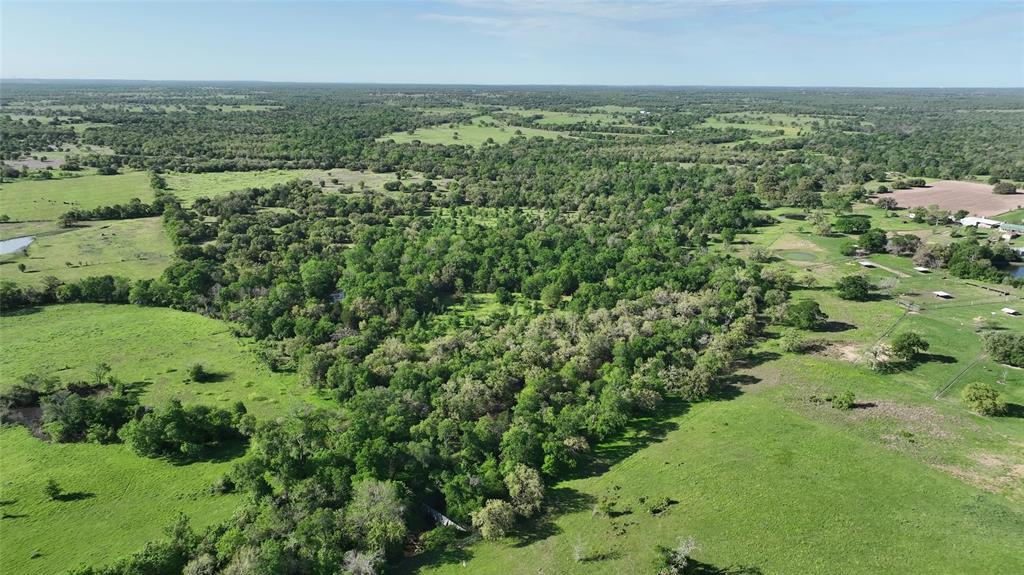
[832, 216, 870, 234]
[783, 300, 828, 330]
[119, 400, 244, 460]
[992, 181, 1017, 195]
[984, 332, 1024, 367]
[961, 382, 1007, 416]
[43, 478, 62, 500]
[890, 332, 929, 362]
[835, 275, 873, 301]
[831, 390, 855, 410]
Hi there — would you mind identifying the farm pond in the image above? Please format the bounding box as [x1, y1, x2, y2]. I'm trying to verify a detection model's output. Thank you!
[0, 236, 35, 254]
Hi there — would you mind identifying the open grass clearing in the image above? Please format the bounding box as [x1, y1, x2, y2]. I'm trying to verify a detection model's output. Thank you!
[404, 392, 1024, 575]
[0, 304, 323, 417]
[0, 217, 173, 286]
[0, 171, 152, 221]
[380, 115, 562, 146]
[0, 426, 239, 575]
[163, 168, 319, 204]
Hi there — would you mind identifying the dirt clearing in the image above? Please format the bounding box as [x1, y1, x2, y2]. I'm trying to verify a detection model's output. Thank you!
[885, 180, 1023, 217]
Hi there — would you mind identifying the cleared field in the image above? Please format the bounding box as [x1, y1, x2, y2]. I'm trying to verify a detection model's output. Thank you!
[0, 171, 152, 221]
[0, 304, 323, 417]
[381, 115, 561, 146]
[164, 168, 317, 204]
[0, 169, 331, 221]
[887, 180, 1024, 217]
[0, 217, 173, 286]
[406, 393, 1024, 575]
[0, 426, 239, 575]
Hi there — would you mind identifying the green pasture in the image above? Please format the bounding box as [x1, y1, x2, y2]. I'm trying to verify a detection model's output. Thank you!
[0, 304, 323, 417]
[381, 115, 561, 146]
[163, 168, 317, 204]
[0, 217, 173, 286]
[0, 426, 239, 575]
[0, 171, 152, 221]
[406, 392, 1024, 575]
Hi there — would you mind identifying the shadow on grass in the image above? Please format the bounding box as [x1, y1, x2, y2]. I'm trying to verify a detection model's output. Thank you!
[819, 320, 856, 333]
[510, 487, 595, 547]
[687, 559, 765, 575]
[1002, 403, 1024, 419]
[0, 306, 42, 317]
[194, 370, 231, 383]
[55, 491, 95, 502]
[168, 438, 248, 466]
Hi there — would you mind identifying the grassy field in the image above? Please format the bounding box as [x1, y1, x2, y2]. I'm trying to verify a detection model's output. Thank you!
[0, 426, 239, 575]
[404, 202, 1024, 574]
[0, 171, 152, 221]
[163, 168, 317, 204]
[0, 169, 336, 221]
[0, 217, 173, 286]
[405, 392, 1024, 574]
[0, 304, 323, 417]
[381, 115, 561, 146]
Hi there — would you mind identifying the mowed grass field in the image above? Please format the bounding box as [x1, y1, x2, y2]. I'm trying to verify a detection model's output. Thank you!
[381, 115, 562, 146]
[0, 171, 152, 221]
[0, 426, 239, 575]
[0, 217, 172, 285]
[163, 168, 317, 204]
[0, 169, 324, 221]
[405, 202, 1024, 574]
[0, 304, 323, 417]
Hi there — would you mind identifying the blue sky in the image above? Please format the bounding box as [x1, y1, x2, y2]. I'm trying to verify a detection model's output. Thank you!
[3, 1, 1022, 86]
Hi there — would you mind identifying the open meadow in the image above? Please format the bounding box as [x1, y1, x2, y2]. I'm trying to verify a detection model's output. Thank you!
[0, 304, 320, 417]
[381, 115, 563, 146]
[0, 217, 173, 286]
[0, 171, 152, 221]
[0, 426, 239, 575]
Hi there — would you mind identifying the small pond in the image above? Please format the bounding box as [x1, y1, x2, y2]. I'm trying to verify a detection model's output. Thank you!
[0, 236, 35, 255]
[1008, 264, 1024, 279]
[779, 250, 817, 262]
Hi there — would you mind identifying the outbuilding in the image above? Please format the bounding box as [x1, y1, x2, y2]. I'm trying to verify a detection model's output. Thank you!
[933, 291, 953, 299]
[913, 266, 930, 273]
[1002, 308, 1020, 316]
[858, 261, 876, 268]
[959, 216, 1003, 229]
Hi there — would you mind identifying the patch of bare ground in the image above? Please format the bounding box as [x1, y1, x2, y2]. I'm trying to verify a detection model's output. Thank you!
[810, 341, 862, 363]
[932, 454, 1024, 499]
[884, 180, 1024, 217]
[848, 400, 966, 440]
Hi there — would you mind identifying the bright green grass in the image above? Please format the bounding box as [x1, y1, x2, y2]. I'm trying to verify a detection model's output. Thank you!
[381, 116, 561, 147]
[0, 304, 323, 417]
[0, 217, 173, 286]
[0, 171, 152, 221]
[163, 169, 316, 204]
[406, 393, 1024, 574]
[996, 207, 1024, 223]
[0, 426, 239, 575]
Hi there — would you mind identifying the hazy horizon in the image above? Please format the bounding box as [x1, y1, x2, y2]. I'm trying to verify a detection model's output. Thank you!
[3, 1, 1023, 88]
